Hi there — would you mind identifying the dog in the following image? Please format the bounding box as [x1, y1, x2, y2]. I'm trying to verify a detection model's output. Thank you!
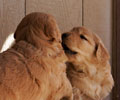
[62, 27, 114, 100]
[0, 12, 73, 100]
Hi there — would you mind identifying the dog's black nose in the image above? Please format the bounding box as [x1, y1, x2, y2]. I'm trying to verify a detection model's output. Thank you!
[62, 33, 69, 40]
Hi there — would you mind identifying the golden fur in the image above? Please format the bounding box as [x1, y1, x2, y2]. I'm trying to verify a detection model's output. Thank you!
[62, 27, 114, 100]
[0, 12, 73, 100]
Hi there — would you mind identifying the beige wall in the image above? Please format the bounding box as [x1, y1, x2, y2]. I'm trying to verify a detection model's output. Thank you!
[26, 0, 82, 32]
[84, 0, 113, 56]
[0, 0, 25, 50]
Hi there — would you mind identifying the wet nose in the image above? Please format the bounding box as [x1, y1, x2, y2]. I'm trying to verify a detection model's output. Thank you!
[62, 33, 69, 40]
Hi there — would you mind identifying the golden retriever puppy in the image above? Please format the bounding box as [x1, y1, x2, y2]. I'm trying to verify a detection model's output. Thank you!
[0, 12, 73, 100]
[62, 27, 114, 100]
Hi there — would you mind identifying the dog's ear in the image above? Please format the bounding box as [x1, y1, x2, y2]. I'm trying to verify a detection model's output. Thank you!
[95, 42, 110, 62]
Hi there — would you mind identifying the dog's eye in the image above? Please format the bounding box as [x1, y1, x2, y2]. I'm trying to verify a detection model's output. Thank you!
[80, 35, 88, 41]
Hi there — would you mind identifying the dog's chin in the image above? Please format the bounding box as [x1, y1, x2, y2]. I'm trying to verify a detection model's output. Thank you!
[62, 42, 78, 55]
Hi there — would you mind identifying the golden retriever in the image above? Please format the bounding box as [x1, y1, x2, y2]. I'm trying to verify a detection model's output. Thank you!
[0, 12, 73, 100]
[62, 27, 114, 100]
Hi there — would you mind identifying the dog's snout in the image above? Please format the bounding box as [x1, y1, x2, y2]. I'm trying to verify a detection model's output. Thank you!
[62, 33, 69, 40]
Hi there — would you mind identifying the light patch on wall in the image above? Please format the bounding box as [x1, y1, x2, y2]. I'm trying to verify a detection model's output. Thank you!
[0, 33, 15, 53]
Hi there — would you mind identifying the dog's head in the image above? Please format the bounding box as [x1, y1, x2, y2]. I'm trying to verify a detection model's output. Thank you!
[62, 27, 109, 64]
[14, 12, 61, 48]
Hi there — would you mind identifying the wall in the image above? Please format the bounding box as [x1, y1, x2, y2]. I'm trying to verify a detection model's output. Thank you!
[0, 0, 113, 100]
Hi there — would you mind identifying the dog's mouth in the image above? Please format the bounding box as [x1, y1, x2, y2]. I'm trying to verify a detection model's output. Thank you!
[62, 42, 77, 55]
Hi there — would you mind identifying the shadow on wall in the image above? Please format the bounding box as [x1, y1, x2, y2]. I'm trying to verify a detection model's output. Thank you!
[0, 33, 15, 53]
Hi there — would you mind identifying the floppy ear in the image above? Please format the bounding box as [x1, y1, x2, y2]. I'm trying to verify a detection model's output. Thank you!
[95, 42, 110, 62]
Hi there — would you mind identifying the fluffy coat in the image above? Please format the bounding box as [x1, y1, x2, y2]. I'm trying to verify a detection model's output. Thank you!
[0, 12, 73, 100]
